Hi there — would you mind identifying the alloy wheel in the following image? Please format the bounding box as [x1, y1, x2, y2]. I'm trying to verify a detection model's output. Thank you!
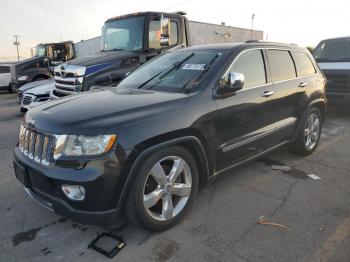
[304, 113, 320, 150]
[143, 156, 192, 221]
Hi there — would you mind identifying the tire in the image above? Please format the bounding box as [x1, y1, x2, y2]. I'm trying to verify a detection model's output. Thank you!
[8, 84, 16, 93]
[126, 146, 199, 231]
[289, 107, 322, 156]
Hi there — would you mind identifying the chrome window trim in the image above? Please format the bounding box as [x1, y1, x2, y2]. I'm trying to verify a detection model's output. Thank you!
[221, 117, 297, 153]
[218, 47, 321, 94]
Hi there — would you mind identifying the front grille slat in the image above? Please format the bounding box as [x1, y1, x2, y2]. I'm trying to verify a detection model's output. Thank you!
[19, 125, 56, 166]
[23, 129, 30, 155]
[34, 134, 43, 163]
[41, 136, 50, 166]
[28, 132, 36, 159]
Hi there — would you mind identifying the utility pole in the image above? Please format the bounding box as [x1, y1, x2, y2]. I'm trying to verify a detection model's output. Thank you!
[13, 35, 20, 61]
[250, 14, 255, 40]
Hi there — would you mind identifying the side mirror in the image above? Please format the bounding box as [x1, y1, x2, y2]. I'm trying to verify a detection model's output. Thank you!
[160, 16, 170, 46]
[223, 72, 245, 93]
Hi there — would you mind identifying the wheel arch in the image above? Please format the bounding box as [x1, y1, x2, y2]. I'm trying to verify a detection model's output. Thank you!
[292, 99, 326, 142]
[116, 132, 213, 210]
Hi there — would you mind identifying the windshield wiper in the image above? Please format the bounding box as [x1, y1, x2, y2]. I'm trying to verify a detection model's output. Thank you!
[137, 52, 195, 90]
[101, 48, 125, 52]
[180, 53, 221, 93]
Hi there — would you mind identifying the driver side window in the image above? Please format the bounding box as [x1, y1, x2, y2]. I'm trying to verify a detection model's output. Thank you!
[225, 49, 266, 89]
[148, 19, 179, 50]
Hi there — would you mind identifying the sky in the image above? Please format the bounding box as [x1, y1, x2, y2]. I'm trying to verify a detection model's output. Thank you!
[0, 0, 350, 60]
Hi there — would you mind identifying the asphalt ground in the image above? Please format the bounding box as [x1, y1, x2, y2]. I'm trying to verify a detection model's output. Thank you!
[0, 91, 349, 262]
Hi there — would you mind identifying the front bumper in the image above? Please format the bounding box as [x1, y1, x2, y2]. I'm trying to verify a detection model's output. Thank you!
[13, 146, 127, 226]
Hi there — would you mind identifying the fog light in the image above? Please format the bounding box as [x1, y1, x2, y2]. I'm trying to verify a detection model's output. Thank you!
[61, 184, 85, 201]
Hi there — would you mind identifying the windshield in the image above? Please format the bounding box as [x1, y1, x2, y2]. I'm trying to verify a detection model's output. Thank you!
[35, 45, 46, 57]
[313, 38, 350, 62]
[117, 50, 221, 93]
[101, 16, 144, 52]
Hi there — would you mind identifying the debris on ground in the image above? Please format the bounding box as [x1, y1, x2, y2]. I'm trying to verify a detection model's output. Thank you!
[307, 174, 321, 180]
[88, 232, 126, 258]
[257, 216, 291, 231]
[271, 165, 292, 172]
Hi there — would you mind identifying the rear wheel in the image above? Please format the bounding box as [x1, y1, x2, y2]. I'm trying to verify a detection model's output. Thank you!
[126, 146, 199, 231]
[289, 107, 322, 155]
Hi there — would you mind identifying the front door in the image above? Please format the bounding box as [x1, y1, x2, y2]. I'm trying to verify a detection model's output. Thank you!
[214, 49, 277, 171]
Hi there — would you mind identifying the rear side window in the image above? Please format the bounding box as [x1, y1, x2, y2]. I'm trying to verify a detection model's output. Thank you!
[292, 52, 316, 76]
[227, 49, 266, 88]
[267, 50, 296, 82]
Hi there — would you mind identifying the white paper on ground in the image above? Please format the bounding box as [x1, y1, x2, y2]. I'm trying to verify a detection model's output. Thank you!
[307, 174, 321, 180]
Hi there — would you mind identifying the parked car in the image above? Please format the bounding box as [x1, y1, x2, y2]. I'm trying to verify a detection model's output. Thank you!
[17, 79, 55, 112]
[313, 37, 350, 104]
[13, 42, 326, 231]
[0, 63, 14, 92]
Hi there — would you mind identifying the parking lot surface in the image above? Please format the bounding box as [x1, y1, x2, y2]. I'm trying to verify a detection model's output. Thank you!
[0, 91, 349, 262]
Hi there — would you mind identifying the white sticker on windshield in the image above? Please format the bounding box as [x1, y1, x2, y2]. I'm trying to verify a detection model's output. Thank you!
[182, 64, 206, 70]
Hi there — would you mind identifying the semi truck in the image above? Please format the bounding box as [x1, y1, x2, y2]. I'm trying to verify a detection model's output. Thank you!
[17, 11, 263, 112]
[0, 41, 75, 93]
[52, 11, 263, 97]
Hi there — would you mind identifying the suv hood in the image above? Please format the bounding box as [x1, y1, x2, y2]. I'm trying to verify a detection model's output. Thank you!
[66, 51, 139, 67]
[19, 79, 54, 93]
[24, 80, 55, 95]
[25, 88, 189, 135]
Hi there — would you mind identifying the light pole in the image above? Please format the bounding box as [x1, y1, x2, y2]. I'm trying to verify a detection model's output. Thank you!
[250, 14, 255, 40]
[13, 35, 20, 61]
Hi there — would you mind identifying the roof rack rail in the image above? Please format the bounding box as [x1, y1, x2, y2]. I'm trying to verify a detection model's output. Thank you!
[245, 40, 298, 46]
[245, 40, 260, 43]
[173, 11, 187, 15]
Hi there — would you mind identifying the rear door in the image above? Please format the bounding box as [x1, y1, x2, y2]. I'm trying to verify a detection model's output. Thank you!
[214, 48, 277, 170]
[265, 49, 303, 144]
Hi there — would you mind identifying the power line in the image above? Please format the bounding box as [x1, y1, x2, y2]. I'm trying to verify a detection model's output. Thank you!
[162, 0, 192, 11]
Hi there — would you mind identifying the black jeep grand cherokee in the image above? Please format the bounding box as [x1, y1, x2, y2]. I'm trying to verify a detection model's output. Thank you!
[13, 42, 326, 231]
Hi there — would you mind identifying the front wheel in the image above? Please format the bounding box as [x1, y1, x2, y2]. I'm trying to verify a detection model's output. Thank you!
[126, 146, 199, 231]
[289, 107, 322, 156]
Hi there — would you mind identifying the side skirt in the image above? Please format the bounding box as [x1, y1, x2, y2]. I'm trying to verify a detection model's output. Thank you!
[213, 140, 290, 177]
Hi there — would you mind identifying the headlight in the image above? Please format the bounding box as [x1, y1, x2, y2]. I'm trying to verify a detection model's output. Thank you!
[75, 77, 84, 85]
[18, 75, 28, 81]
[54, 134, 116, 159]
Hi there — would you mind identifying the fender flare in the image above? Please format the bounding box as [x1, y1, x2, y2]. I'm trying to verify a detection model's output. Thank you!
[292, 98, 326, 142]
[115, 136, 209, 210]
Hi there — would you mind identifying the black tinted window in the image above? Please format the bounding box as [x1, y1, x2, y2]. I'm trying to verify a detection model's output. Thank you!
[227, 49, 266, 88]
[313, 38, 350, 62]
[293, 52, 316, 76]
[267, 50, 296, 82]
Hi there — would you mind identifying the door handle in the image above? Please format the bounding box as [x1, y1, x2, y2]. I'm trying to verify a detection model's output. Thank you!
[261, 91, 274, 97]
[299, 82, 308, 88]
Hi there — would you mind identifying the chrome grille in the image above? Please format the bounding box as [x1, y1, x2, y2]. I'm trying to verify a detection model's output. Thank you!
[17, 91, 23, 104]
[18, 125, 56, 166]
[22, 95, 34, 105]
